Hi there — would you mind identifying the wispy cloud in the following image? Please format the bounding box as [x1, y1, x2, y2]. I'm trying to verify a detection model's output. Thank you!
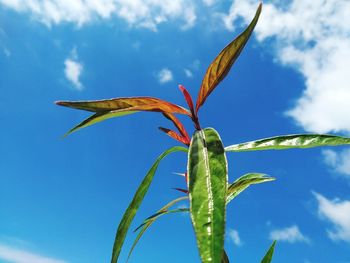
[322, 149, 350, 178]
[0, 27, 10, 57]
[183, 59, 200, 79]
[202, 0, 217, 7]
[190, 59, 200, 71]
[157, 68, 173, 84]
[221, 0, 350, 134]
[314, 192, 350, 242]
[184, 68, 193, 78]
[0, 243, 67, 263]
[269, 225, 310, 243]
[3, 47, 11, 57]
[228, 229, 242, 246]
[0, 0, 196, 30]
[64, 48, 83, 90]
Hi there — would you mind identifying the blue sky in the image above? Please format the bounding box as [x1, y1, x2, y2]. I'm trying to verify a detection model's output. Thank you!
[1, 0, 350, 262]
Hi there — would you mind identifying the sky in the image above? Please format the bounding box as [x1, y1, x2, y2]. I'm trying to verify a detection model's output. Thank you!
[1, 0, 350, 262]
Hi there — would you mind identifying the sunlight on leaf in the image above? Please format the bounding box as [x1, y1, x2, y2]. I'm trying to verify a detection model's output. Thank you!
[188, 128, 228, 263]
[225, 134, 350, 152]
[227, 173, 275, 204]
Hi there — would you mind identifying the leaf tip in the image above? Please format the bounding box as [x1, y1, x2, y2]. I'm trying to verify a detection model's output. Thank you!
[55, 101, 66, 106]
[158, 126, 169, 132]
[172, 188, 189, 194]
[172, 172, 186, 177]
[62, 132, 70, 139]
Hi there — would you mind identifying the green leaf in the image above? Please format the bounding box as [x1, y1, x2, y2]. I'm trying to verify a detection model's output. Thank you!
[261, 241, 276, 263]
[127, 196, 189, 262]
[221, 250, 230, 263]
[227, 173, 275, 204]
[225, 134, 350, 152]
[188, 128, 228, 263]
[195, 3, 262, 112]
[63, 111, 136, 137]
[110, 146, 188, 263]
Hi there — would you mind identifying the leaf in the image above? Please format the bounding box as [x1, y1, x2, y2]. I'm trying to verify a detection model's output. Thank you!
[127, 197, 189, 262]
[225, 134, 350, 152]
[159, 127, 190, 145]
[261, 241, 276, 263]
[173, 188, 189, 194]
[179, 85, 195, 114]
[56, 97, 190, 115]
[221, 250, 230, 263]
[195, 3, 262, 112]
[162, 112, 190, 143]
[188, 128, 228, 263]
[57, 97, 190, 136]
[63, 111, 136, 137]
[227, 173, 275, 204]
[110, 146, 188, 263]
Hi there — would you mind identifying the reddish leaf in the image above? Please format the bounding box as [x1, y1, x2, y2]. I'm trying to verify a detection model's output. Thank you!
[162, 113, 190, 142]
[56, 96, 190, 116]
[195, 3, 262, 112]
[173, 188, 189, 194]
[178, 85, 201, 130]
[179, 85, 195, 114]
[159, 127, 190, 146]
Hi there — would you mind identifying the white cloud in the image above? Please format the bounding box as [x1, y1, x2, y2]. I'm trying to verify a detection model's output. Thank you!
[157, 68, 173, 84]
[0, 243, 67, 263]
[228, 229, 242, 246]
[0, 0, 196, 30]
[323, 149, 350, 178]
[64, 59, 83, 90]
[221, 0, 350, 134]
[0, 0, 116, 27]
[314, 192, 350, 242]
[182, 59, 201, 79]
[64, 48, 83, 90]
[269, 225, 310, 243]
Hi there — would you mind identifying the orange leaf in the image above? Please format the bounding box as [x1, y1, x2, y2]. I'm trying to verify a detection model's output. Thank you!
[56, 96, 190, 116]
[159, 127, 190, 146]
[162, 113, 190, 142]
[195, 3, 262, 112]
